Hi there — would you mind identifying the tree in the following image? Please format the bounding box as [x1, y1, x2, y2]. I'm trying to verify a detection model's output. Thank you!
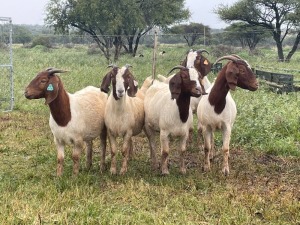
[216, 0, 300, 61]
[12, 25, 32, 45]
[45, 0, 190, 61]
[224, 22, 271, 52]
[168, 23, 211, 46]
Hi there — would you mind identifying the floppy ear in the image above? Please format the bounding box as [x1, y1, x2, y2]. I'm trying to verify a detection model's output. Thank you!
[45, 81, 59, 105]
[200, 57, 212, 76]
[225, 62, 239, 91]
[100, 72, 112, 93]
[127, 76, 138, 97]
[169, 73, 182, 100]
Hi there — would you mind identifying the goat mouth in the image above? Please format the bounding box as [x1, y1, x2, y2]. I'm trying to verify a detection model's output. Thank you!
[192, 92, 202, 98]
[248, 84, 259, 91]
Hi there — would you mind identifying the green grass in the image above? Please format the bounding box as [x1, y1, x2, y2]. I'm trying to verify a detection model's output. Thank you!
[0, 44, 299, 224]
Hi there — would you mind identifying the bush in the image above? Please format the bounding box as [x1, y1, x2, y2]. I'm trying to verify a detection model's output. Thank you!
[31, 36, 52, 48]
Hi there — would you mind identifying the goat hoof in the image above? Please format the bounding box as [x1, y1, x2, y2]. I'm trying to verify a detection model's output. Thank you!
[180, 168, 187, 175]
[161, 169, 170, 175]
[110, 167, 117, 175]
[222, 168, 229, 176]
[202, 165, 210, 172]
[120, 168, 127, 175]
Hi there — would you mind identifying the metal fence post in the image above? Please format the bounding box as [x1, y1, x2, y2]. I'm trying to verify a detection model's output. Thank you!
[152, 29, 158, 80]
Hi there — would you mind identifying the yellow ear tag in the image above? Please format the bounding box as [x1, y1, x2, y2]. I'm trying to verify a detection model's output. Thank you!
[204, 60, 208, 65]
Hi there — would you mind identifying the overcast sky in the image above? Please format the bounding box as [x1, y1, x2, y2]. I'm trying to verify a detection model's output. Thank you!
[0, 0, 237, 29]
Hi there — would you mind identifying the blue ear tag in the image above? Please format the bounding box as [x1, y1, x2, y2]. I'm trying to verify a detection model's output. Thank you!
[47, 84, 54, 91]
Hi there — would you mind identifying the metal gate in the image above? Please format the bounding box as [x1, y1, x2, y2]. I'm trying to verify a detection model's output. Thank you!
[0, 17, 13, 112]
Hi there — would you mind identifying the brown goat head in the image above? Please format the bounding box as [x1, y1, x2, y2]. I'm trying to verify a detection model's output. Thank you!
[100, 65, 138, 100]
[24, 68, 67, 104]
[215, 55, 259, 91]
[168, 65, 202, 100]
[182, 49, 212, 77]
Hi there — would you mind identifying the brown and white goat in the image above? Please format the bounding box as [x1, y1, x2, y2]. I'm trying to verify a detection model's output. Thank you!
[144, 66, 203, 175]
[100, 65, 149, 175]
[197, 55, 259, 176]
[24, 68, 108, 176]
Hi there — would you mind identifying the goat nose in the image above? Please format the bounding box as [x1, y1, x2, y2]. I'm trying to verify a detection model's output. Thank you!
[118, 90, 124, 94]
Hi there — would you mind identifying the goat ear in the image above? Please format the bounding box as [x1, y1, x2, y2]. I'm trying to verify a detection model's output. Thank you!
[100, 73, 112, 93]
[127, 76, 138, 97]
[225, 63, 239, 91]
[45, 82, 59, 105]
[169, 73, 182, 100]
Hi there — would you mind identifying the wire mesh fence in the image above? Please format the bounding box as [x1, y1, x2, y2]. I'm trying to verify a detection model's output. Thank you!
[0, 17, 14, 112]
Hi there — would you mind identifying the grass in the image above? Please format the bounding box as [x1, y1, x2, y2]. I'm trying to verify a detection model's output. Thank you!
[0, 44, 299, 224]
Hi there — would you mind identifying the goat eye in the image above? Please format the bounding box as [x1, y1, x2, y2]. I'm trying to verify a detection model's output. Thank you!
[41, 79, 47, 83]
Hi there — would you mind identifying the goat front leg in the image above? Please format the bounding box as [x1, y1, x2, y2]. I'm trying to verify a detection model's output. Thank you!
[100, 126, 107, 172]
[203, 128, 212, 172]
[120, 132, 132, 175]
[55, 138, 64, 176]
[108, 132, 117, 175]
[160, 130, 170, 175]
[72, 141, 83, 175]
[178, 132, 188, 174]
[144, 125, 158, 170]
[85, 141, 93, 171]
[222, 126, 231, 176]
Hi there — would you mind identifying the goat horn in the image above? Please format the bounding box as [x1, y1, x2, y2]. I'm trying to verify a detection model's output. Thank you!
[215, 55, 239, 64]
[231, 54, 243, 59]
[125, 64, 132, 69]
[46, 68, 68, 75]
[107, 64, 118, 69]
[168, 65, 187, 75]
[197, 49, 209, 55]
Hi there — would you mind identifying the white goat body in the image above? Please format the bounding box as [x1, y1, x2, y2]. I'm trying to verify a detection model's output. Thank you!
[25, 69, 107, 176]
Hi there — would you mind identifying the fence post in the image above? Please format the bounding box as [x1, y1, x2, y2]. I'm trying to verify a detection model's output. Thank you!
[152, 29, 158, 80]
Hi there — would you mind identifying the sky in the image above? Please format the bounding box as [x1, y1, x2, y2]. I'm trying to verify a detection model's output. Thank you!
[0, 0, 237, 29]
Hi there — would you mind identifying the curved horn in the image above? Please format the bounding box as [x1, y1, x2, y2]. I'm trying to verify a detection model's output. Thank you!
[107, 64, 118, 69]
[231, 54, 243, 59]
[46, 68, 68, 75]
[197, 49, 209, 55]
[215, 55, 240, 64]
[168, 65, 187, 75]
[125, 64, 132, 69]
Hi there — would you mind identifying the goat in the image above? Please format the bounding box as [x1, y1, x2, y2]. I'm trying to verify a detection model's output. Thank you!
[24, 68, 108, 176]
[144, 66, 203, 175]
[100, 64, 148, 175]
[197, 55, 259, 176]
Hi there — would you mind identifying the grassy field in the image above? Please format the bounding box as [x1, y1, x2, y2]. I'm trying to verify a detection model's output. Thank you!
[0, 44, 299, 224]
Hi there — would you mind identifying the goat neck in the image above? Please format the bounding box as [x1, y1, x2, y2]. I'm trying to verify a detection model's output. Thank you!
[208, 66, 230, 115]
[175, 92, 191, 123]
[48, 80, 71, 127]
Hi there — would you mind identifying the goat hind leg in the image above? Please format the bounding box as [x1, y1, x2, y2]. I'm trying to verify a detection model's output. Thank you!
[160, 131, 170, 175]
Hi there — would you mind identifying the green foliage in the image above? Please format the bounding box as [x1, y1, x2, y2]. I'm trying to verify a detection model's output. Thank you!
[168, 23, 211, 46]
[224, 22, 272, 51]
[12, 25, 32, 45]
[31, 36, 52, 48]
[45, 0, 190, 60]
[216, 0, 300, 61]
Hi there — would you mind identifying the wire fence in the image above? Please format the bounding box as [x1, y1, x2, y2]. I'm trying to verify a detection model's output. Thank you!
[0, 17, 14, 112]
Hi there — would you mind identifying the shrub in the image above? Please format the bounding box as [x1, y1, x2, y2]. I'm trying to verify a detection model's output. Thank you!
[31, 36, 52, 48]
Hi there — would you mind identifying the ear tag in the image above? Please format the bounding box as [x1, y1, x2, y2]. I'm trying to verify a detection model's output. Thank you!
[47, 84, 54, 91]
[204, 60, 208, 65]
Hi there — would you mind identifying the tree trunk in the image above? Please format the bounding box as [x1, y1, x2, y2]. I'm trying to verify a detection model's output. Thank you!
[133, 33, 142, 57]
[285, 31, 300, 62]
[273, 31, 284, 61]
[113, 36, 123, 61]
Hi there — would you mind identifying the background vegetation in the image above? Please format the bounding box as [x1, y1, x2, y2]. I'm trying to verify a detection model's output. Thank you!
[0, 42, 299, 224]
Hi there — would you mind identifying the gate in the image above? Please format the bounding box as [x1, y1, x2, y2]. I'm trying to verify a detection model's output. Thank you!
[0, 17, 13, 111]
